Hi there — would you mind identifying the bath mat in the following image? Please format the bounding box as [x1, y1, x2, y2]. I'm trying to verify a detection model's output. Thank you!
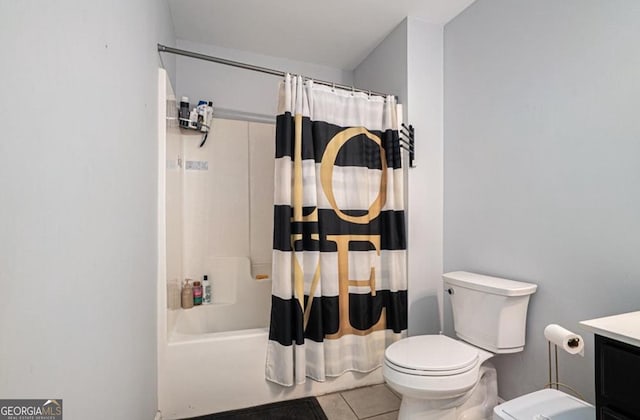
[185, 397, 328, 420]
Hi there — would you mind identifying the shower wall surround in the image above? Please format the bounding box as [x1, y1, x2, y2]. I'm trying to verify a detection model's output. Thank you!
[181, 118, 275, 308]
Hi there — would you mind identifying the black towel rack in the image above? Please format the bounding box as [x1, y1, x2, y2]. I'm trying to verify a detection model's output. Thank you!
[399, 123, 415, 168]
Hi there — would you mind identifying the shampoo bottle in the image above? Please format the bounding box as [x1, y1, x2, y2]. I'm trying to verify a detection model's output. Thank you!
[202, 275, 211, 304]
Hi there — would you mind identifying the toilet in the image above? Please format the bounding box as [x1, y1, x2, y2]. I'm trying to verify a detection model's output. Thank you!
[383, 271, 538, 420]
[493, 389, 595, 419]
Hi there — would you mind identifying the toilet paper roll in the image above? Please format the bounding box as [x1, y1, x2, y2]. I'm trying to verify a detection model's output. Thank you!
[544, 324, 584, 356]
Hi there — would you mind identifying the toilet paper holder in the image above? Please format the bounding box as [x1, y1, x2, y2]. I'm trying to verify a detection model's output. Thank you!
[544, 324, 585, 400]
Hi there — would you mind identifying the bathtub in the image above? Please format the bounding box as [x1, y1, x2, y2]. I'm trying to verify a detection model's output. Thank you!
[157, 257, 384, 419]
[159, 302, 384, 420]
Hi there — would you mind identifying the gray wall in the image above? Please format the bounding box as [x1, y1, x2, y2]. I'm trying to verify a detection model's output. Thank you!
[444, 0, 640, 402]
[175, 39, 354, 120]
[0, 1, 175, 418]
[354, 19, 408, 107]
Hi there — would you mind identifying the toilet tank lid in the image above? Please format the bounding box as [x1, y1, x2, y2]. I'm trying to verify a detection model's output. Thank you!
[443, 271, 537, 297]
[494, 389, 594, 420]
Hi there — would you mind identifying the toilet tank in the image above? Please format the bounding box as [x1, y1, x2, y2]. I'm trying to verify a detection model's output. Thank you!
[444, 271, 537, 354]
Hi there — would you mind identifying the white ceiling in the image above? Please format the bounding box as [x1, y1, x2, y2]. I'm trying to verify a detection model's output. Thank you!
[168, 0, 476, 70]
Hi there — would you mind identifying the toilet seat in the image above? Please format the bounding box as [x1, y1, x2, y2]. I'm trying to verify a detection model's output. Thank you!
[385, 335, 479, 376]
[383, 334, 493, 400]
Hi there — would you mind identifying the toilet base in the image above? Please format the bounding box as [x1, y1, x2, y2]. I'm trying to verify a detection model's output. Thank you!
[396, 364, 498, 420]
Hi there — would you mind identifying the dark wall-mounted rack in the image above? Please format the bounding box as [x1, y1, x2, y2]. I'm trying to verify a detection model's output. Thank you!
[400, 124, 415, 168]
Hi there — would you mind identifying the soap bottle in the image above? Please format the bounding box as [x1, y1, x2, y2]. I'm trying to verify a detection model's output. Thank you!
[193, 280, 203, 305]
[188, 107, 199, 130]
[202, 275, 211, 304]
[181, 279, 194, 309]
[201, 101, 213, 133]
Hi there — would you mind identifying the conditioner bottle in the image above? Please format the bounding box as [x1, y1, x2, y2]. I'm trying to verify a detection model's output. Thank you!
[193, 281, 203, 305]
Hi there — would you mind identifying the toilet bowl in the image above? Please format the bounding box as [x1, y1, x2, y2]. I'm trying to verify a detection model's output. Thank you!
[384, 335, 498, 419]
[383, 271, 538, 420]
[383, 335, 493, 400]
[493, 389, 595, 419]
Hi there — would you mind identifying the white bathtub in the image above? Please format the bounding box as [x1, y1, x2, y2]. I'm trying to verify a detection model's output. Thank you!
[159, 309, 384, 419]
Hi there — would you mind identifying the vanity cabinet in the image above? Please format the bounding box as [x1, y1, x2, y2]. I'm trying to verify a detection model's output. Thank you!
[595, 335, 640, 420]
[581, 311, 640, 420]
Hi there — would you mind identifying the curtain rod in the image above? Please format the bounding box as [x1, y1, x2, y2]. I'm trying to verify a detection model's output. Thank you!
[157, 44, 392, 98]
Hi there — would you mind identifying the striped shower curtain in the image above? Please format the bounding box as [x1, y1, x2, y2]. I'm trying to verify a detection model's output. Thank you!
[265, 75, 407, 386]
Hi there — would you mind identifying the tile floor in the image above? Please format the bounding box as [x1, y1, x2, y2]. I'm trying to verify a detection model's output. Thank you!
[317, 384, 401, 420]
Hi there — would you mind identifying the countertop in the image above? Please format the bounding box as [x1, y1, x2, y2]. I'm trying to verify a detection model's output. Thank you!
[580, 311, 640, 348]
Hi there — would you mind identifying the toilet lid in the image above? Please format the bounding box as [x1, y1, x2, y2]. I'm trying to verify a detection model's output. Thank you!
[385, 335, 479, 374]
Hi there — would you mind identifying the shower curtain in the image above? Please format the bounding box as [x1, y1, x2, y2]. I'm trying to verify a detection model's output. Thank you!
[266, 75, 407, 386]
